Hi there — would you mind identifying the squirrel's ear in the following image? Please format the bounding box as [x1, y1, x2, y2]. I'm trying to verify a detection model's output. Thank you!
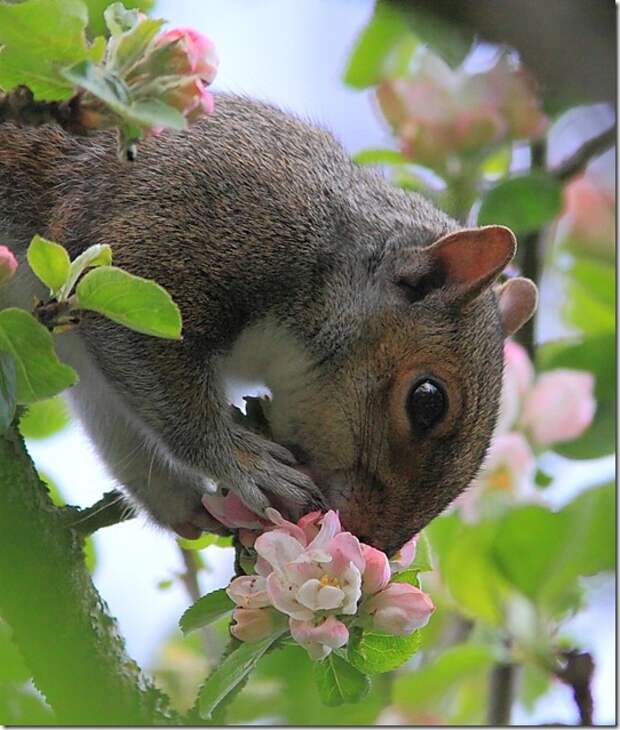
[427, 225, 517, 300]
[495, 276, 539, 337]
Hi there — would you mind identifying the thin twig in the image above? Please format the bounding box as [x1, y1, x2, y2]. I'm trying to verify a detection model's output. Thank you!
[0, 85, 92, 134]
[65, 490, 135, 536]
[553, 125, 615, 183]
[554, 651, 595, 726]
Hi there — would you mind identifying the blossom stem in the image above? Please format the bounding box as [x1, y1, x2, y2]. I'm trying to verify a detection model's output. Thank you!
[0, 86, 91, 135]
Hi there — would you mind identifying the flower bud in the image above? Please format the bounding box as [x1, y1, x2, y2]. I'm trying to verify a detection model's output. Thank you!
[0, 245, 18, 286]
[156, 27, 219, 82]
[230, 607, 276, 642]
[390, 535, 418, 573]
[360, 544, 391, 594]
[366, 583, 434, 635]
[289, 616, 349, 660]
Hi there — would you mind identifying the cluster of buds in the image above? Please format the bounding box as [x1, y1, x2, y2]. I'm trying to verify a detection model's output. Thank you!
[223, 507, 433, 660]
[376, 48, 548, 170]
[457, 340, 596, 520]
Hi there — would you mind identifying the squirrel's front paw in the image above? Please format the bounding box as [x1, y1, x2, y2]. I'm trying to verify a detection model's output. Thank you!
[227, 430, 325, 520]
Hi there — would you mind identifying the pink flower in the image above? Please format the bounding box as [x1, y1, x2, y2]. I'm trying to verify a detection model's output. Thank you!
[389, 535, 418, 573]
[366, 583, 434, 635]
[0, 245, 18, 286]
[361, 544, 391, 594]
[521, 370, 596, 447]
[376, 47, 547, 168]
[496, 341, 535, 435]
[162, 78, 214, 121]
[289, 616, 349, 661]
[156, 27, 219, 82]
[479, 432, 536, 494]
[560, 173, 614, 259]
[230, 607, 277, 642]
[201, 491, 267, 530]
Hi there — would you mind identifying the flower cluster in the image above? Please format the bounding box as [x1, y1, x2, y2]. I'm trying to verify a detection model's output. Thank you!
[457, 340, 596, 520]
[376, 48, 547, 169]
[225, 509, 434, 660]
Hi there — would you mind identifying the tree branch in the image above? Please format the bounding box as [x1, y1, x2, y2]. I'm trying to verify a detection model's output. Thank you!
[554, 126, 615, 183]
[487, 661, 517, 725]
[64, 489, 135, 536]
[0, 86, 92, 135]
[0, 428, 179, 724]
[554, 651, 595, 726]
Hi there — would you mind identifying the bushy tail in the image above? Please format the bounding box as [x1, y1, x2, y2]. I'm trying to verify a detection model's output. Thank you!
[0, 123, 83, 250]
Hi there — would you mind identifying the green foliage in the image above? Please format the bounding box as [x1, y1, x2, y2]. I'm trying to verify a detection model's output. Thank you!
[177, 533, 233, 550]
[179, 589, 235, 635]
[353, 148, 409, 166]
[0, 351, 17, 433]
[537, 334, 614, 459]
[60, 243, 112, 301]
[0, 308, 78, 403]
[74, 266, 183, 339]
[564, 256, 615, 335]
[83, 0, 153, 38]
[19, 396, 71, 440]
[0, 0, 104, 100]
[198, 631, 286, 720]
[27, 236, 71, 294]
[348, 627, 421, 674]
[478, 173, 563, 234]
[343, 2, 416, 89]
[314, 652, 371, 706]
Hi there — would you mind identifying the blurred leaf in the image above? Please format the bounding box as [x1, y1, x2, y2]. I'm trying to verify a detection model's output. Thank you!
[105, 11, 163, 74]
[410, 531, 433, 572]
[157, 579, 174, 591]
[537, 334, 614, 459]
[441, 521, 505, 624]
[491, 486, 614, 615]
[353, 148, 409, 166]
[84, 534, 97, 573]
[391, 569, 420, 587]
[534, 467, 553, 488]
[481, 146, 512, 177]
[520, 663, 551, 712]
[564, 257, 615, 335]
[198, 631, 285, 719]
[348, 627, 421, 674]
[392, 644, 493, 709]
[180, 589, 235, 634]
[19, 396, 70, 439]
[314, 653, 370, 706]
[0, 351, 17, 433]
[75, 266, 182, 339]
[60, 243, 112, 300]
[0, 308, 78, 403]
[478, 173, 562, 234]
[26, 235, 71, 293]
[0, 0, 104, 100]
[344, 2, 416, 89]
[177, 533, 233, 551]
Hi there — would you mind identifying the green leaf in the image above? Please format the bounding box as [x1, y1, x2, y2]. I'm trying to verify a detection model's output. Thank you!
[127, 99, 187, 130]
[74, 266, 182, 339]
[60, 243, 112, 300]
[344, 2, 416, 89]
[478, 173, 562, 235]
[0, 0, 103, 100]
[26, 236, 71, 294]
[198, 630, 285, 719]
[0, 308, 78, 403]
[393, 644, 493, 709]
[564, 257, 615, 335]
[177, 533, 233, 550]
[0, 351, 17, 433]
[314, 652, 371, 706]
[83, 0, 154, 39]
[537, 334, 614, 459]
[19, 396, 70, 439]
[391, 569, 420, 587]
[353, 148, 409, 166]
[106, 13, 165, 74]
[348, 628, 421, 674]
[410, 531, 433, 572]
[179, 588, 235, 634]
[520, 663, 551, 712]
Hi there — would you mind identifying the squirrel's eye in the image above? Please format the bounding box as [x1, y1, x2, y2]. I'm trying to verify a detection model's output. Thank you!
[406, 378, 447, 436]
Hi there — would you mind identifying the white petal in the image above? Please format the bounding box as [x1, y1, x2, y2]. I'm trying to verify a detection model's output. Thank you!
[317, 585, 345, 611]
[255, 531, 305, 571]
[296, 579, 323, 611]
[267, 572, 313, 621]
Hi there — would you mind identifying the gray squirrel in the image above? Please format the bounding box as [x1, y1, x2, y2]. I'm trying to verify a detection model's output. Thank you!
[0, 95, 537, 555]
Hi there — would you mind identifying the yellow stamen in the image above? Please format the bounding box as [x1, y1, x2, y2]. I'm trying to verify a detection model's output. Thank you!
[320, 574, 340, 588]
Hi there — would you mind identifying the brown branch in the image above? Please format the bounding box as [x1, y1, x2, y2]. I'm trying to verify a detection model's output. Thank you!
[64, 489, 135, 536]
[554, 126, 615, 183]
[487, 661, 517, 725]
[0, 85, 94, 135]
[0, 428, 179, 724]
[554, 651, 595, 726]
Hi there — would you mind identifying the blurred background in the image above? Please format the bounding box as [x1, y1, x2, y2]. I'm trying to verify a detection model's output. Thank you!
[15, 0, 615, 725]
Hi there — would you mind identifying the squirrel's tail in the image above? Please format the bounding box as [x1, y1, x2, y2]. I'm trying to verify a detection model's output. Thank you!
[0, 123, 82, 251]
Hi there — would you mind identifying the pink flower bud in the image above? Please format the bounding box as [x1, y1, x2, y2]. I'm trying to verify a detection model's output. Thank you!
[0, 245, 18, 286]
[289, 616, 349, 660]
[390, 535, 418, 573]
[521, 370, 596, 447]
[366, 583, 434, 635]
[226, 575, 271, 609]
[360, 544, 391, 594]
[496, 340, 535, 435]
[162, 78, 214, 122]
[156, 27, 219, 82]
[230, 607, 276, 642]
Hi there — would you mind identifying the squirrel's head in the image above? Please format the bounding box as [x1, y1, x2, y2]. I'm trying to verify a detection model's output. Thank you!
[269, 225, 537, 555]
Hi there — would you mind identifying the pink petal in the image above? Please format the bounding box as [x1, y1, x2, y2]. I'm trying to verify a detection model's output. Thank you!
[230, 608, 275, 642]
[265, 507, 308, 545]
[361, 544, 391, 593]
[226, 575, 270, 609]
[306, 510, 342, 552]
[390, 535, 418, 573]
[367, 583, 434, 635]
[254, 531, 305, 572]
[289, 616, 349, 660]
[266, 572, 312, 621]
[326, 532, 365, 576]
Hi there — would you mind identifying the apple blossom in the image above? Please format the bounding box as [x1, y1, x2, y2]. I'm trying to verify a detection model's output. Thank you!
[156, 27, 219, 82]
[521, 370, 596, 446]
[365, 583, 434, 635]
[496, 340, 535, 435]
[361, 544, 391, 594]
[0, 245, 18, 286]
[230, 607, 278, 643]
[289, 616, 349, 661]
[389, 535, 418, 573]
[202, 491, 268, 530]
